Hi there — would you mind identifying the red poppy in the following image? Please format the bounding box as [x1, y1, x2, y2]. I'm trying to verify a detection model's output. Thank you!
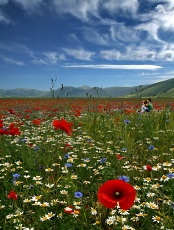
[7, 190, 18, 200]
[74, 109, 81, 117]
[8, 109, 15, 114]
[8, 127, 21, 136]
[64, 205, 79, 215]
[64, 206, 73, 214]
[0, 120, 3, 128]
[98, 179, 136, 210]
[9, 123, 15, 129]
[53, 119, 73, 136]
[0, 129, 6, 135]
[32, 118, 41, 125]
[146, 165, 152, 171]
[116, 154, 126, 160]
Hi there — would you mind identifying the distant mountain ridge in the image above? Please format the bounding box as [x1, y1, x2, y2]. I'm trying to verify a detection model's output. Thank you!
[0, 78, 174, 98]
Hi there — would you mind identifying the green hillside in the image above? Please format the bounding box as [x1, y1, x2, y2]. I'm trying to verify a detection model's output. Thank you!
[125, 78, 174, 98]
[0, 78, 174, 98]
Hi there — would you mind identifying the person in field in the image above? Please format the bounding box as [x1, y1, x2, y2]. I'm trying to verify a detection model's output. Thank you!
[141, 100, 150, 113]
[147, 98, 153, 111]
[137, 100, 150, 113]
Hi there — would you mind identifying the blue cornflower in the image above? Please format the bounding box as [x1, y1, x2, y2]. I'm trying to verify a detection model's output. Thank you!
[33, 146, 40, 151]
[39, 166, 43, 170]
[12, 173, 20, 184]
[64, 153, 70, 159]
[21, 139, 27, 143]
[13, 173, 20, 179]
[87, 139, 93, 143]
[171, 202, 174, 209]
[166, 173, 174, 179]
[100, 158, 106, 163]
[74, 191, 83, 198]
[122, 147, 127, 152]
[118, 175, 130, 182]
[148, 145, 154, 150]
[124, 119, 131, 124]
[64, 163, 72, 168]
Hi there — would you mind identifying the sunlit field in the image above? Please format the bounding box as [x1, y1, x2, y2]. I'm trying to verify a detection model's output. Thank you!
[0, 98, 174, 230]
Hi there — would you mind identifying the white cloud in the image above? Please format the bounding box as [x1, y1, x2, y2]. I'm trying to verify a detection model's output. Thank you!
[0, 0, 9, 5]
[124, 46, 157, 61]
[52, 0, 99, 21]
[153, 4, 174, 31]
[82, 27, 109, 45]
[63, 64, 162, 70]
[135, 21, 162, 42]
[67, 34, 81, 44]
[4, 57, 24, 65]
[44, 52, 58, 64]
[158, 50, 174, 61]
[157, 43, 174, 61]
[32, 58, 48, 65]
[12, 0, 44, 13]
[102, 0, 139, 15]
[1, 0, 174, 65]
[63, 48, 95, 60]
[100, 46, 157, 61]
[43, 51, 66, 64]
[100, 49, 121, 60]
[0, 42, 34, 57]
[136, 2, 174, 44]
[100, 40, 174, 61]
[0, 10, 10, 23]
[0, 1, 10, 24]
[110, 24, 140, 43]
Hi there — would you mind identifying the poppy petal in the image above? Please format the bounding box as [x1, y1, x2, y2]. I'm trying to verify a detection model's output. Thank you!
[98, 179, 136, 210]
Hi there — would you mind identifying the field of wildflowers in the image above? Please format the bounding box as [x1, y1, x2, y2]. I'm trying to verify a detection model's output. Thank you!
[0, 98, 174, 230]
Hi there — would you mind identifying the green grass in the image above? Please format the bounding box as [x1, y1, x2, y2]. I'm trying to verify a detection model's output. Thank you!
[0, 98, 174, 229]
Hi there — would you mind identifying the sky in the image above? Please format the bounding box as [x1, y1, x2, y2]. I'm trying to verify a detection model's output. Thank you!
[0, 0, 174, 90]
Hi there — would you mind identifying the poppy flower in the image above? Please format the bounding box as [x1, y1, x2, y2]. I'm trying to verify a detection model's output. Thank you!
[53, 119, 73, 136]
[146, 165, 152, 171]
[32, 118, 41, 125]
[0, 128, 7, 135]
[8, 109, 15, 114]
[9, 123, 15, 129]
[8, 127, 21, 136]
[98, 179, 136, 210]
[64, 205, 79, 215]
[64, 206, 73, 214]
[7, 190, 18, 200]
[116, 154, 126, 160]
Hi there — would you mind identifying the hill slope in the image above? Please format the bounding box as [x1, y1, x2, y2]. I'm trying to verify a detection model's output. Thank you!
[0, 78, 174, 98]
[125, 78, 174, 98]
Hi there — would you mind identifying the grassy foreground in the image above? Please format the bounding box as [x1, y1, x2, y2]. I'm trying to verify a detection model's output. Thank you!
[0, 98, 174, 230]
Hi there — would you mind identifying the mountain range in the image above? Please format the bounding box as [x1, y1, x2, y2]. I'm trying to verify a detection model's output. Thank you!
[1, 78, 174, 98]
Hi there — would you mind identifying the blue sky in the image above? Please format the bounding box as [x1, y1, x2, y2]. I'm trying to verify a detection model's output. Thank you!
[0, 0, 174, 90]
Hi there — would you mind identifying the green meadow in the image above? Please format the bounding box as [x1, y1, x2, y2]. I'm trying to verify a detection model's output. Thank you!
[0, 98, 174, 230]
